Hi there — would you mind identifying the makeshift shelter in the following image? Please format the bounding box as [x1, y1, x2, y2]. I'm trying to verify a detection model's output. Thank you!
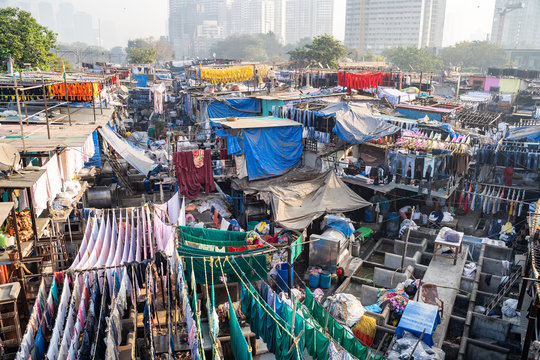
[318, 102, 401, 144]
[234, 170, 371, 229]
[212, 116, 303, 181]
[99, 125, 155, 175]
[377, 87, 416, 105]
[207, 98, 261, 118]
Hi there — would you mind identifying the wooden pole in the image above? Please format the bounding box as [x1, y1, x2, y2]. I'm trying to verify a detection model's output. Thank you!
[13, 75, 26, 152]
[21, 89, 29, 126]
[42, 83, 51, 139]
[63, 76, 72, 125]
[401, 206, 416, 270]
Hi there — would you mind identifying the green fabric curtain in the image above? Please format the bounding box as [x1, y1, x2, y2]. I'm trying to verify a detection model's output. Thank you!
[240, 283, 301, 360]
[302, 288, 384, 360]
[179, 226, 247, 241]
[229, 298, 253, 360]
[181, 231, 247, 248]
[180, 251, 267, 284]
[291, 234, 303, 263]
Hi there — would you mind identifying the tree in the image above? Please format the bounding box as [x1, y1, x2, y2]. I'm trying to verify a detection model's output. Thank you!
[440, 41, 506, 70]
[0, 7, 57, 69]
[288, 35, 345, 68]
[126, 37, 174, 64]
[383, 46, 443, 72]
[210, 33, 286, 61]
[49, 55, 71, 72]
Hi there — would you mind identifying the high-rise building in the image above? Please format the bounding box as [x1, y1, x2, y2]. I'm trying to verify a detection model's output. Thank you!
[344, 0, 446, 54]
[169, 0, 229, 58]
[274, 0, 286, 43]
[491, 0, 540, 49]
[38, 2, 56, 32]
[56, 2, 76, 44]
[230, 0, 275, 36]
[285, 0, 334, 44]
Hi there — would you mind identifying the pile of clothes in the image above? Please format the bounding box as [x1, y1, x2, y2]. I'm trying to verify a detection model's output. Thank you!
[377, 288, 409, 317]
[7, 209, 33, 241]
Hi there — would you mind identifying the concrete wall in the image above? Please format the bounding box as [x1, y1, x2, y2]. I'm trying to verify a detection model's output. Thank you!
[466, 343, 508, 360]
[393, 238, 427, 257]
[383, 251, 422, 269]
[484, 245, 512, 261]
[470, 314, 510, 342]
[373, 266, 412, 288]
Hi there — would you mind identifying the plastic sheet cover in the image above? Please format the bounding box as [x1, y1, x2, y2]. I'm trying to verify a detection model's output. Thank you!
[319, 102, 400, 144]
[242, 126, 303, 180]
[506, 125, 540, 141]
[207, 98, 261, 119]
[99, 126, 155, 175]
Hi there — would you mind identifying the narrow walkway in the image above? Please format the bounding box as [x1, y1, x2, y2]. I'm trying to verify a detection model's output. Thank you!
[420, 245, 468, 347]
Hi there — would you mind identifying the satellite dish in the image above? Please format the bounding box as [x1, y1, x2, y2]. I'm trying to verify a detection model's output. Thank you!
[0, 144, 20, 172]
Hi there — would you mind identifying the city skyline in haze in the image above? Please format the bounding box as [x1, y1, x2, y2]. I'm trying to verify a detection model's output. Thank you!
[1, 0, 500, 50]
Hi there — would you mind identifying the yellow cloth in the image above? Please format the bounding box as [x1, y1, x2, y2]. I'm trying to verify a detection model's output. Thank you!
[200, 65, 254, 84]
[501, 222, 513, 234]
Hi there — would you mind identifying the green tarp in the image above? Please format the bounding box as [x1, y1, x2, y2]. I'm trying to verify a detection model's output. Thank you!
[179, 247, 267, 284]
[179, 226, 247, 241]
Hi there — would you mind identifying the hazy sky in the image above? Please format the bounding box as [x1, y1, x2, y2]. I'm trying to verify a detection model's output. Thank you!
[8, 0, 496, 49]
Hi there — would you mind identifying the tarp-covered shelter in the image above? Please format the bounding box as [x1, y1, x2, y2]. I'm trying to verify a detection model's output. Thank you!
[207, 98, 261, 118]
[212, 116, 303, 181]
[506, 125, 540, 142]
[234, 170, 371, 229]
[377, 87, 416, 105]
[99, 125, 155, 175]
[318, 102, 401, 144]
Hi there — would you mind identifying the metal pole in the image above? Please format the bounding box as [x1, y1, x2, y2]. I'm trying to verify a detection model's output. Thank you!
[287, 236, 292, 298]
[42, 83, 51, 139]
[401, 206, 416, 270]
[92, 92, 97, 124]
[13, 74, 26, 152]
[21, 89, 29, 125]
[63, 76, 72, 125]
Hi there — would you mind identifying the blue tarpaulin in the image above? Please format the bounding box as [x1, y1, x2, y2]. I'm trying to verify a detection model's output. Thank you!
[242, 126, 302, 180]
[207, 98, 261, 119]
[506, 125, 540, 141]
[319, 102, 400, 144]
[84, 131, 102, 167]
[133, 74, 147, 87]
[395, 301, 440, 347]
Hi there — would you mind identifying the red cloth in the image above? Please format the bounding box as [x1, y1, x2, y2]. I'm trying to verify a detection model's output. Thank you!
[504, 167, 513, 186]
[173, 149, 215, 200]
[338, 72, 382, 90]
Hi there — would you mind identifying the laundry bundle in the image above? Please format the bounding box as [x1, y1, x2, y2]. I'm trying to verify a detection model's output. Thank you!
[199, 65, 255, 84]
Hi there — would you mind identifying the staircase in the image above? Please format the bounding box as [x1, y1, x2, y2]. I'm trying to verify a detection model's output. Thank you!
[484, 265, 522, 315]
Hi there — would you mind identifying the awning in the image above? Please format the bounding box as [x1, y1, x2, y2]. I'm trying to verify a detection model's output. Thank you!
[319, 102, 401, 144]
[235, 170, 371, 229]
[99, 126, 154, 175]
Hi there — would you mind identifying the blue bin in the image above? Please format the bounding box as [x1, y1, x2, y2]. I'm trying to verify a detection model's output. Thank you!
[320, 272, 331, 289]
[276, 263, 294, 293]
[386, 212, 400, 237]
[309, 273, 320, 288]
[364, 208, 374, 223]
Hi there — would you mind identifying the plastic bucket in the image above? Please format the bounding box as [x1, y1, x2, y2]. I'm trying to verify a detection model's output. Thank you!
[320, 272, 331, 289]
[276, 262, 294, 293]
[309, 273, 320, 288]
[386, 212, 400, 237]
